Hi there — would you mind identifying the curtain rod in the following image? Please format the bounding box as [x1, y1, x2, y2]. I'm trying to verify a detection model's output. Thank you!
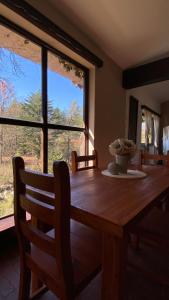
[141, 105, 160, 117]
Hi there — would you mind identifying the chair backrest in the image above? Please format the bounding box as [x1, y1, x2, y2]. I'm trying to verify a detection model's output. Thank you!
[141, 151, 169, 166]
[13, 157, 74, 296]
[71, 150, 98, 173]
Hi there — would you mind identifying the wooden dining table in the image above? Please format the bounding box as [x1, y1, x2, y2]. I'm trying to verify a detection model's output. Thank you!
[69, 165, 169, 300]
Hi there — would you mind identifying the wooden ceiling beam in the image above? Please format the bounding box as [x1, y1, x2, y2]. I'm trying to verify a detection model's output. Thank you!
[123, 57, 169, 89]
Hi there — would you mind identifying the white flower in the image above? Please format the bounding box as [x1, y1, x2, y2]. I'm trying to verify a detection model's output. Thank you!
[109, 138, 136, 156]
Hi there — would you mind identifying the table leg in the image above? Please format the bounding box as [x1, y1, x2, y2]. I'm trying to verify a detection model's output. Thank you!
[102, 233, 128, 300]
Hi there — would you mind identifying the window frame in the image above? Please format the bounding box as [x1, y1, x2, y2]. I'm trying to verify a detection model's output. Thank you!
[0, 16, 89, 175]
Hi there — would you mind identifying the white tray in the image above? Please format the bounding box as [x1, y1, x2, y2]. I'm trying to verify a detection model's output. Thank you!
[101, 169, 147, 179]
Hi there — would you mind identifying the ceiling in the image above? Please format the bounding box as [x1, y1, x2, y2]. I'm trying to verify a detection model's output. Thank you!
[48, 0, 169, 69]
[129, 80, 169, 104]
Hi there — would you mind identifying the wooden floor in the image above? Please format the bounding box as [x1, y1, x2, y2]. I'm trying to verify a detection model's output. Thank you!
[1, 234, 169, 299]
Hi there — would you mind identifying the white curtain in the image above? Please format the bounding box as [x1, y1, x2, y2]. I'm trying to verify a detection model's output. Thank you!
[144, 110, 152, 147]
[163, 126, 169, 154]
[153, 115, 160, 151]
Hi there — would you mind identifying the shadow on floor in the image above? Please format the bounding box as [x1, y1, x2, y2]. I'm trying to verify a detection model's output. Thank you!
[1, 236, 169, 299]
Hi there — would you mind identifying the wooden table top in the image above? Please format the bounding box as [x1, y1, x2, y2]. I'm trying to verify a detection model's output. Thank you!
[70, 165, 169, 237]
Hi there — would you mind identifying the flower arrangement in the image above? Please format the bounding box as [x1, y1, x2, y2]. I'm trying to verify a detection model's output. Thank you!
[109, 138, 136, 157]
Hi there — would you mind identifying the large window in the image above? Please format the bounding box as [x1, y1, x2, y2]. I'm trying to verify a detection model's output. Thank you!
[141, 113, 154, 145]
[163, 126, 169, 154]
[141, 108, 160, 151]
[0, 20, 88, 219]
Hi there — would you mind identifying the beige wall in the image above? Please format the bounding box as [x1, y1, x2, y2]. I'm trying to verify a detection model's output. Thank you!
[95, 57, 125, 166]
[23, 0, 126, 168]
[161, 101, 169, 129]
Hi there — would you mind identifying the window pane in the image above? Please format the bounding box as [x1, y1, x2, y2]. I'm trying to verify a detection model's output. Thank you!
[47, 52, 85, 128]
[163, 126, 169, 154]
[48, 129, 85, 172]
[0, 125, 42, 219]
[0, 25, 42, 122]
[141, 114, 153, 145]
[141, 120, 146, 144]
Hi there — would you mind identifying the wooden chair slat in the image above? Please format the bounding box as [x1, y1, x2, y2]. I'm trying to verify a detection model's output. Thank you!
[20, 169, 54, 193]
[77, 154, 96, 162]
[71, 150, 98, 173]
[141, 152, 169, 165]
[26, 186, 54, 206]
[131, 151, 169, 267]
[25, 254, 61, 297]
[143, 154, 169, 160]
[20, 194, 55, 226]
[74, 166, 97, 172]
[20, 221, 56, 257]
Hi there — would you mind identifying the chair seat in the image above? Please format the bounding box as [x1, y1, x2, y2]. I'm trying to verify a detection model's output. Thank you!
[30, 220, 102, 296]
[136, 207, 169, 241]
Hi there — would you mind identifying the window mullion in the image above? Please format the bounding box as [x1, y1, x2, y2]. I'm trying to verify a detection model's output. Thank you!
[42, 47, 48, 173]
[84, 69, 89, 157]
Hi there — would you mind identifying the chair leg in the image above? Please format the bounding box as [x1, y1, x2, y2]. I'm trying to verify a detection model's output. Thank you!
[18, 265, 31, 300]
[61, 296, 75, 300]
[131, 233, 140, 251]
[60, 288, 75, 300]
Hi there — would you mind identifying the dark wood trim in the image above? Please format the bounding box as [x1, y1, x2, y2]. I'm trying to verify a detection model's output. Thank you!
[0, 117, 43, 128]
[0, 117, 85, 132]
[123, 57, 169, 89]
[47, 124, 85, 132]
[43, 127, 48, 173]
[128, 96, 138, 143]
[141, 105, 160, 118]
[0, 0, 103, 68]
[42, 48, 47, 125]
[42, 48, 48, 173]
[84, 69, 89, 155]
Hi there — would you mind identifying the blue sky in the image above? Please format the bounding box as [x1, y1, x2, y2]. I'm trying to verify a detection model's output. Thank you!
[0, 48, 83, 111]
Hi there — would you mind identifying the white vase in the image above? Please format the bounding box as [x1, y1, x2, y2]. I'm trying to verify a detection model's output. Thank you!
[115, 154, 130, 174]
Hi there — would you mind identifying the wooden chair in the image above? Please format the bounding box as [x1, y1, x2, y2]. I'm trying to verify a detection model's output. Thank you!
[141, 151, 169, 166]
[141, 151, 169, 211]
[128, 151, 169, 285]
[131, 151, 169, 251]
[13, 157, 102, 300]
[71, 150, 98, 173]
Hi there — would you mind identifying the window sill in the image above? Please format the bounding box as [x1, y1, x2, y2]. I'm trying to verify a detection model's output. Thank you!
[0, 213, 31, 232]
[0, 215, 14, 232]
